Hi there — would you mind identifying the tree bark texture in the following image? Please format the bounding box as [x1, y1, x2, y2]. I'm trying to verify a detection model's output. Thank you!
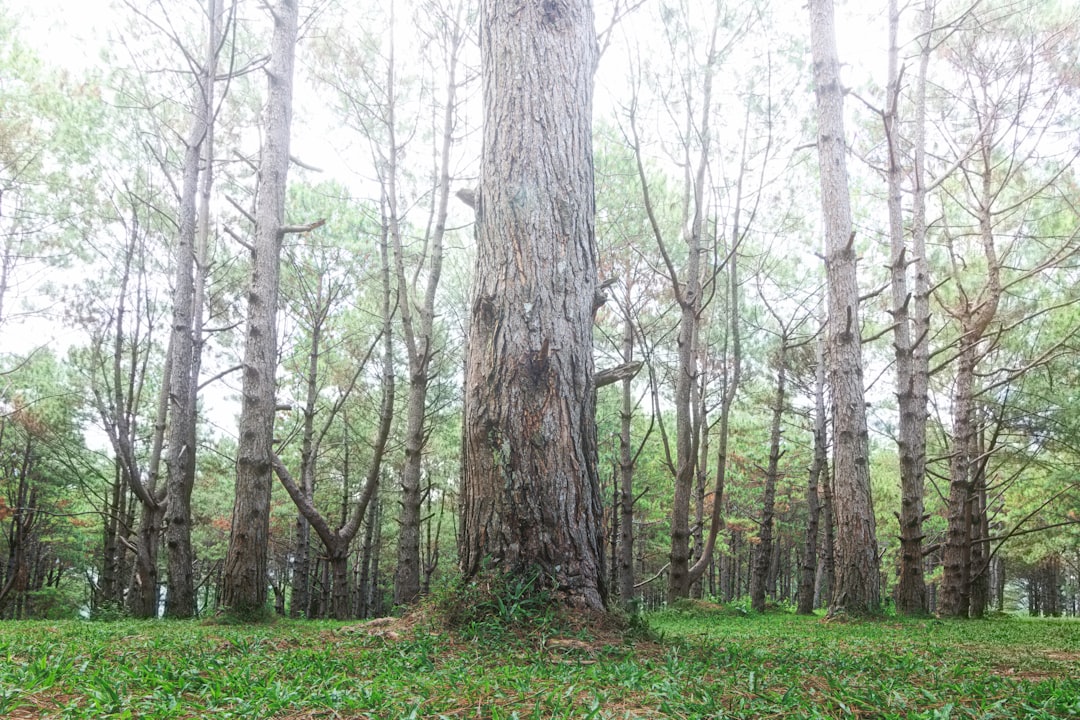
[751, 345, 787, 613]
[939, 130, 1002, 618]
[798, 331, 827, 614]
[809, 0, 881, 616]
[461, 0, 605, 610]
[165, 0, 221, 619]
[391, 8, 460, 607]
[887, 0, 929, 616]
[617, 311, 636, 605]
[221, 0, 298, 616]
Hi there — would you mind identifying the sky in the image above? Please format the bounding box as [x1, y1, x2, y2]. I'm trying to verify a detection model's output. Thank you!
[2, 0, 897, 360]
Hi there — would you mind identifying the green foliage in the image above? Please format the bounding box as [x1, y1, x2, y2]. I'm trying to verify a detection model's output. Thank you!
[433, 566, 557, 639]
[208, 603, 279, 627]
[0, 610, 1077, 718]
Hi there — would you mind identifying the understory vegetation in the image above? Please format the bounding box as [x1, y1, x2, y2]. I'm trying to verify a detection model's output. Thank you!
[1, 604, 1077, 719]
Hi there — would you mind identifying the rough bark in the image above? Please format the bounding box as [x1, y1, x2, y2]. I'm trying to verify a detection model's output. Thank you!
[391, 5, 461, 607]
[272, 232, 394, 620]
[617, 311, 637, 605]
[165, 0, 221, 619]
[751, 344, 787, 613]
[939, 138, 1002, 619]
[798, 330, 826, 614]
[461, 0, 605, 610]
[888, 0, 929, 617]
[810, 0, 881, 616]
[221, 0, 299, 616]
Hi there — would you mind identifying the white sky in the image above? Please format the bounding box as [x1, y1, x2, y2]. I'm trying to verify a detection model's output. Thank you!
[2, 0, 894, 357]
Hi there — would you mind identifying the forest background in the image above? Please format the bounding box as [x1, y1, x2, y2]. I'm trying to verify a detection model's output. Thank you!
[1, 0, 1079, 622]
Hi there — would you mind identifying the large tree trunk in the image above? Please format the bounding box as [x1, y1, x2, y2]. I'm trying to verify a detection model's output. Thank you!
[461, 0, 605, 610]
[809, 0, 881, 616]
[221, 0, 298, 616]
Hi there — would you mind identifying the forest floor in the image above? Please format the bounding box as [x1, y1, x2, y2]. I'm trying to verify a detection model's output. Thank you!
[0, 601, 1077, 718]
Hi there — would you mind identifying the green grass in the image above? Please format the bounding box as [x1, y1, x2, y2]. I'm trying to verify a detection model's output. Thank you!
[0, 606, 1077, 718]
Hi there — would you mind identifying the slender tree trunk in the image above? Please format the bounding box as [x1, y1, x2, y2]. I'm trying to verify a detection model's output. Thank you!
[968, 456, 989, 618]
[752, 344, 787, 612]
[940, 139, 1001, 618]
[128, 347, 171, 618]
[798, 331, 826, 614]
[461, 0, 605, 610]
[222, 0, 299, 616]
[618, 313, 637, 605]
[665, 37, 714, 603]
[166, 0, 221, 619]
[0, 452, 36, 618]
[888, 0, 929, 616]
[909, 0, 934, 615]
[289, 279, 326, 619]
[391, 6, 460, 607]
[809, 0, 881, 616]
[272, 236, 394, 619]
[815, 462, 836, 608]
[99, 462, 123, 607]
[358, 494, 378, 618]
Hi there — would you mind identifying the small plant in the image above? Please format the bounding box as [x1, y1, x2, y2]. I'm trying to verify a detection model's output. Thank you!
[434, 564, 557, 638]
[208, 602, 278, 626]
[86, 601, 129, 622]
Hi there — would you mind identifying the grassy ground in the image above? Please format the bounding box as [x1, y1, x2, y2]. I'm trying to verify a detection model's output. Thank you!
[0, 603, 1077, 719]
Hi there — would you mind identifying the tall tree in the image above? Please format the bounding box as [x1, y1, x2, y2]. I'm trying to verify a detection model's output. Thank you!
[273, 223, 394, 620]
[221, 0, 300, 616]
[164, 0, 226, 620]
[390, 0, 466, 608]
[885, 0, 930, 616]
[460, 0, 605, 610]
[809, 0, 881, 616]
[934, 2, 1080, 617]
[797, 320, 827, 614]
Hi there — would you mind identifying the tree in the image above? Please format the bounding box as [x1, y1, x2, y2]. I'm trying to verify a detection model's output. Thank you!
[164, 0, 227, 620]
[751, 294, 812, 613]
[460, 0, 606, 610]
[387, 0, 467, 608]
[221, 0, 301, 617]
[885, 0, 930, 616]
[797, 319, 827, 614]
[809, 0, 881, 616]
[931, 2, 1080, 617]
[272, 218, 394, 620]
